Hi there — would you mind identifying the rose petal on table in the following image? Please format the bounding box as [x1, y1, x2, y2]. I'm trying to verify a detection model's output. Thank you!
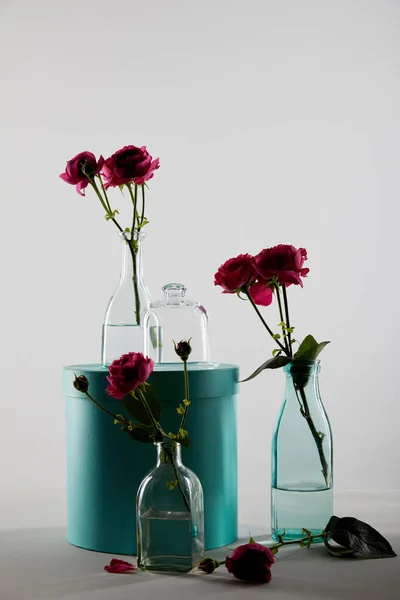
[104, 558, 136, 573]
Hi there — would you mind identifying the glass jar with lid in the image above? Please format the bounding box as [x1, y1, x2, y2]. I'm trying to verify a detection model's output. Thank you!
[143, 283, 210, 363]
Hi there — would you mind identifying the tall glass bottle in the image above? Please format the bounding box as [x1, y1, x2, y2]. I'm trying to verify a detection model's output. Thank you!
[271, 359, 333, 541]
[101, 231, 153, 366]
[137, 441, 204, 573]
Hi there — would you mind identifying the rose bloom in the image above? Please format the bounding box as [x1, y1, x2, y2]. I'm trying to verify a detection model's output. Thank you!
[102, 145, 160, 188]
[59, 151, 104, 196]
[225, 542, 275, 583]
[253, 244, 309, 287]
[214, 254, 273, 306]
[214, 254, 255, 293]
[106, 352, 154, 400]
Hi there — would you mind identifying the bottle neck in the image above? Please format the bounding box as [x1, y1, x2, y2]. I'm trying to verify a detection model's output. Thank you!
[120, 231, 145, 283]
[156, 442, 183, 468]
[284, 360, 321, 400]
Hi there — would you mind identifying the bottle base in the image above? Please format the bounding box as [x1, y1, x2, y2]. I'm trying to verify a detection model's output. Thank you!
[138, 559, 194, 573]
[271, 528, 325, 543]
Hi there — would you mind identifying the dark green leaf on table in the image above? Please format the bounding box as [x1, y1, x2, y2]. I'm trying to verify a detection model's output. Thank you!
[325, 516, 397, 558]
[240, 356, 292, 382]
[323, 536, 356, 557]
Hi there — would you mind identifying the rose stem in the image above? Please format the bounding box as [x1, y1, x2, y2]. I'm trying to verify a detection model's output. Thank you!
[90, 179, 123, 233]
[178, 358, 190, 434]
[130, 183, 138, 233]
[82, 388, 120, 422]
[140, 185, 146, 227]
[126, 184, 141, 325]
[281, 284, 293, 356]
[162, 445, 191, 512]
[136, 387, 191, 512]
[244, 289, 288, 355]
[298, 386, 329, 485]
[274, 284, 289, 354]
[270, 530, 324, 549]
[98, 175, 113, 215]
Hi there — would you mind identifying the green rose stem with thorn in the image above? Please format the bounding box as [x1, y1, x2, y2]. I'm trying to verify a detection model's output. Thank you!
[199, 516, 396, 576]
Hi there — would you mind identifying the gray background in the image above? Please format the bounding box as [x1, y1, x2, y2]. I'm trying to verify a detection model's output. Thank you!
[0, 0, 399, 523]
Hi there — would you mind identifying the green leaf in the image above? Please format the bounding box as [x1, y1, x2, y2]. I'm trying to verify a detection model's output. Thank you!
[295, 334, 330, 360]
[105, 209, 119, 221]
[326, 516, 340, 531]
[137, 218, 150, 229]
[122, 394, 151, 426]
[122, 385, 162, 426]
[240, 356, 292, 383]
[324, 537, 357, 557]
[178, 436, 190, 448]
[272, 333, 281, 340]
[141, 385, 162, 422]
[272, 349, 282, 357]
[166, 480, 178, 490]
[326, 516, 397, 558]
[249, 535, 256, 543]
[122, 423, 154, 444]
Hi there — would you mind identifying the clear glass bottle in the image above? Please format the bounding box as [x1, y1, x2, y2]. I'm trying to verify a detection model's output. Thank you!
[143, 283, 210, 363]
[136, 441, 204, 572]
[271, 359, 333, 541]
[101, 231, 156, 366]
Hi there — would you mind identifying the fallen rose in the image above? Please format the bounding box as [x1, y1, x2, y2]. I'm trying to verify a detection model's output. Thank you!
[225, 542, 275, 583]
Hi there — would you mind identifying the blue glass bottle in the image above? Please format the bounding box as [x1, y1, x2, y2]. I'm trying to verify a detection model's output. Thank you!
[271, 359, 333, 541]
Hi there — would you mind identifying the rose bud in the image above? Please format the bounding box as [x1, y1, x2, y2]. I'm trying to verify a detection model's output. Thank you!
[73, 374, 89, 393]
[197, 557, 219, 574]
[174, 339, 192, 362]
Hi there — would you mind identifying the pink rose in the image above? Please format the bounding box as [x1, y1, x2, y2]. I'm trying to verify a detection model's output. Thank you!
[104, 558, 136, 573]
[59, 151, 104, 196]
[106, 352, 154, 400]
[225, 542, 275, 583]
[253, 244, 310, 287]
[214, 254, 256, 294]
[102, 145, 160, 188]
[214, 254, 273, 306]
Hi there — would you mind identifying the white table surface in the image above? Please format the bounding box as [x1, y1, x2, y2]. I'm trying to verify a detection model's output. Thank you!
[1, 489, 399, 600]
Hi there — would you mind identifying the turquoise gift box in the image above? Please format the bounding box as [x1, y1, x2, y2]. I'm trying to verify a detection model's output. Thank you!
[62, 362, 239, 553]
